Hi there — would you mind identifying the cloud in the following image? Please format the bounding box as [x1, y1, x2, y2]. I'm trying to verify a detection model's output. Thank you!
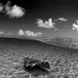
[5, 2, 25, 18]
[72, 20, 78, 31]
[0, 1, 25, 18]
[0, 31, 3, 34]
[18, 29, 25, 35]
[0, 3, 4, 12]
[25, 30, 42, 37]
[54, 17, 68, 21]
[36, 18, 55, 29]
[17, 30, 42, 37]
[58, 17, 67, 21]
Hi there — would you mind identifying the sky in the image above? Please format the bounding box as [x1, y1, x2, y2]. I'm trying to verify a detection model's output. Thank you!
[0, 0, 78, 39]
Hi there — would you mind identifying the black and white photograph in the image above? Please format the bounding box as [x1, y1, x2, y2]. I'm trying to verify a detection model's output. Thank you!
[0, 0, 78, 78]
